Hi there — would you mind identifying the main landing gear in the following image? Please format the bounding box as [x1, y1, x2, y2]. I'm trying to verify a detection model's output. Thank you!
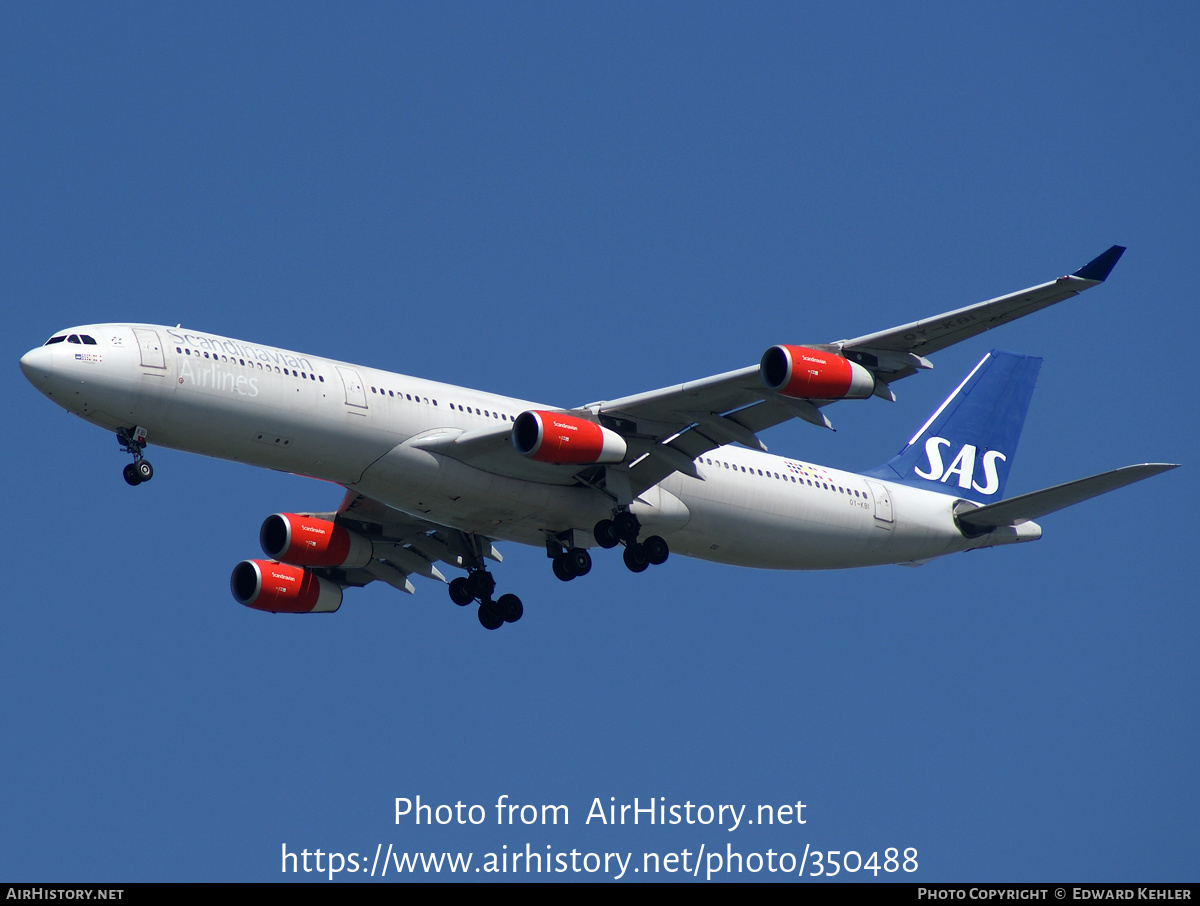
[545, 529, 593, 582]
[552, 545, 592, 583]
[592, 511, 669, 574]
[447, 568, 523, 631]
[118, 427, 154, 486]
[546, 512, 670, 583]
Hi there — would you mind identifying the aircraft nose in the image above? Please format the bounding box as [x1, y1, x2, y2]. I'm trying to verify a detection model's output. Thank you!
[19, 345, 54, 391]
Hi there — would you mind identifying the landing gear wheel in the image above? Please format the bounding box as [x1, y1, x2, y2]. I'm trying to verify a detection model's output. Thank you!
[643, 535, 669, 566]
[593, 518, 620, 549]
[477, 601, 504, 630]
[448, 577, 474, 606]
[466, 570, 496, 600]
[565, 547, 592, 577]
[614, 511, 640, 543]
[117, 427, 151, 486]
[623, 543, 650, 573]
[498, 593, 523, 623]
[552, 556, 574, 582]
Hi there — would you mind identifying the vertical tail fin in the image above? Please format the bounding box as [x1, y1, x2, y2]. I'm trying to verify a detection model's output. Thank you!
[864, 349, 1041, 502]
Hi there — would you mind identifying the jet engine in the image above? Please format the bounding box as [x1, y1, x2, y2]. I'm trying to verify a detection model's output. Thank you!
[512, 410, 627, 464]
[760, 345, 875, 400]
[230, 559, 343, 613]
[259, 513, 373, 569]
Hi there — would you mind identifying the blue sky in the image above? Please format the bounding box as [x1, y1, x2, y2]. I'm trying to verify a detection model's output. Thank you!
[3, 3, 1196, 882]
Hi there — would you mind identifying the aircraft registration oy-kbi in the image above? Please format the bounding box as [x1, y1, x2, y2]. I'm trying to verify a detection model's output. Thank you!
[20, 246, 1177, 629]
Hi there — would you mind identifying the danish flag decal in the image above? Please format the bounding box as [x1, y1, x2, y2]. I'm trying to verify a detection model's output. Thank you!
[863, 349, 1041, 503]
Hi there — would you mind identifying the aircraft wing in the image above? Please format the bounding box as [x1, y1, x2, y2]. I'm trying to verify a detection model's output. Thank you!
[587, 246, 1128, 492]
[424, 247, 1127, 498]
[836, 246, 1126, 381]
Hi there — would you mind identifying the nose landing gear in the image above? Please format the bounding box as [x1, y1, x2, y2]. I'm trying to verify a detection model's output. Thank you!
[118, 427, 154, 486]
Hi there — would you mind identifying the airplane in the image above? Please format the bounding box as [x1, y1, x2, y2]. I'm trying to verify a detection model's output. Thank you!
[18, 245, 1178, 630]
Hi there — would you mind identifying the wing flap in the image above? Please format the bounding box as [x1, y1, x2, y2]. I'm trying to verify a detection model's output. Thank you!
[322, 490, 503, 593]
[590, 365, 763, 426]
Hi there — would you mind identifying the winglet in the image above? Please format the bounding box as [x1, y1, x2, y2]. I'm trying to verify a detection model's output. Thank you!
[1072, 245, 1126, 282]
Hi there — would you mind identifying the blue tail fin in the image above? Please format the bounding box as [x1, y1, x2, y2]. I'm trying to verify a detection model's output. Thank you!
[863, 350, 1041, 502]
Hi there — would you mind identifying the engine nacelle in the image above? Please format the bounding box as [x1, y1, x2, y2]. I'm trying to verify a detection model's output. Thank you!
[230, 560, 343, 613]
[259, 513, 373, 569]
[512, 410, 627, 464]
[760, 345, 875, 400]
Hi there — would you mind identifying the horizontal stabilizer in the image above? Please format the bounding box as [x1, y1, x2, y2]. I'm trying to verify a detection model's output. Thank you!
[955, 463, 1179, 530]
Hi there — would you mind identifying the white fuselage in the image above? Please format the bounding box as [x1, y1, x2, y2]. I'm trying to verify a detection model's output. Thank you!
[20, 323, 1039, 571]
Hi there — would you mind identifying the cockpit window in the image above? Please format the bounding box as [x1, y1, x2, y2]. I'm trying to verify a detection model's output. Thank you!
[81, 335, 97, 345]
[67, 335, 81, 344]
[44, 335, 67, 345]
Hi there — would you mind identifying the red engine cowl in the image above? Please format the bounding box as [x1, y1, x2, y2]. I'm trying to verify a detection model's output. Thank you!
[760, 345, 875, 400]
[512, 410, 627, 464]
[230, 560, 343, 613]
[259, 513, 372, 569]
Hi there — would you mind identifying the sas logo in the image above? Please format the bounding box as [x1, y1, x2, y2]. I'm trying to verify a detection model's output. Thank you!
[913, 437, 1006, 495]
